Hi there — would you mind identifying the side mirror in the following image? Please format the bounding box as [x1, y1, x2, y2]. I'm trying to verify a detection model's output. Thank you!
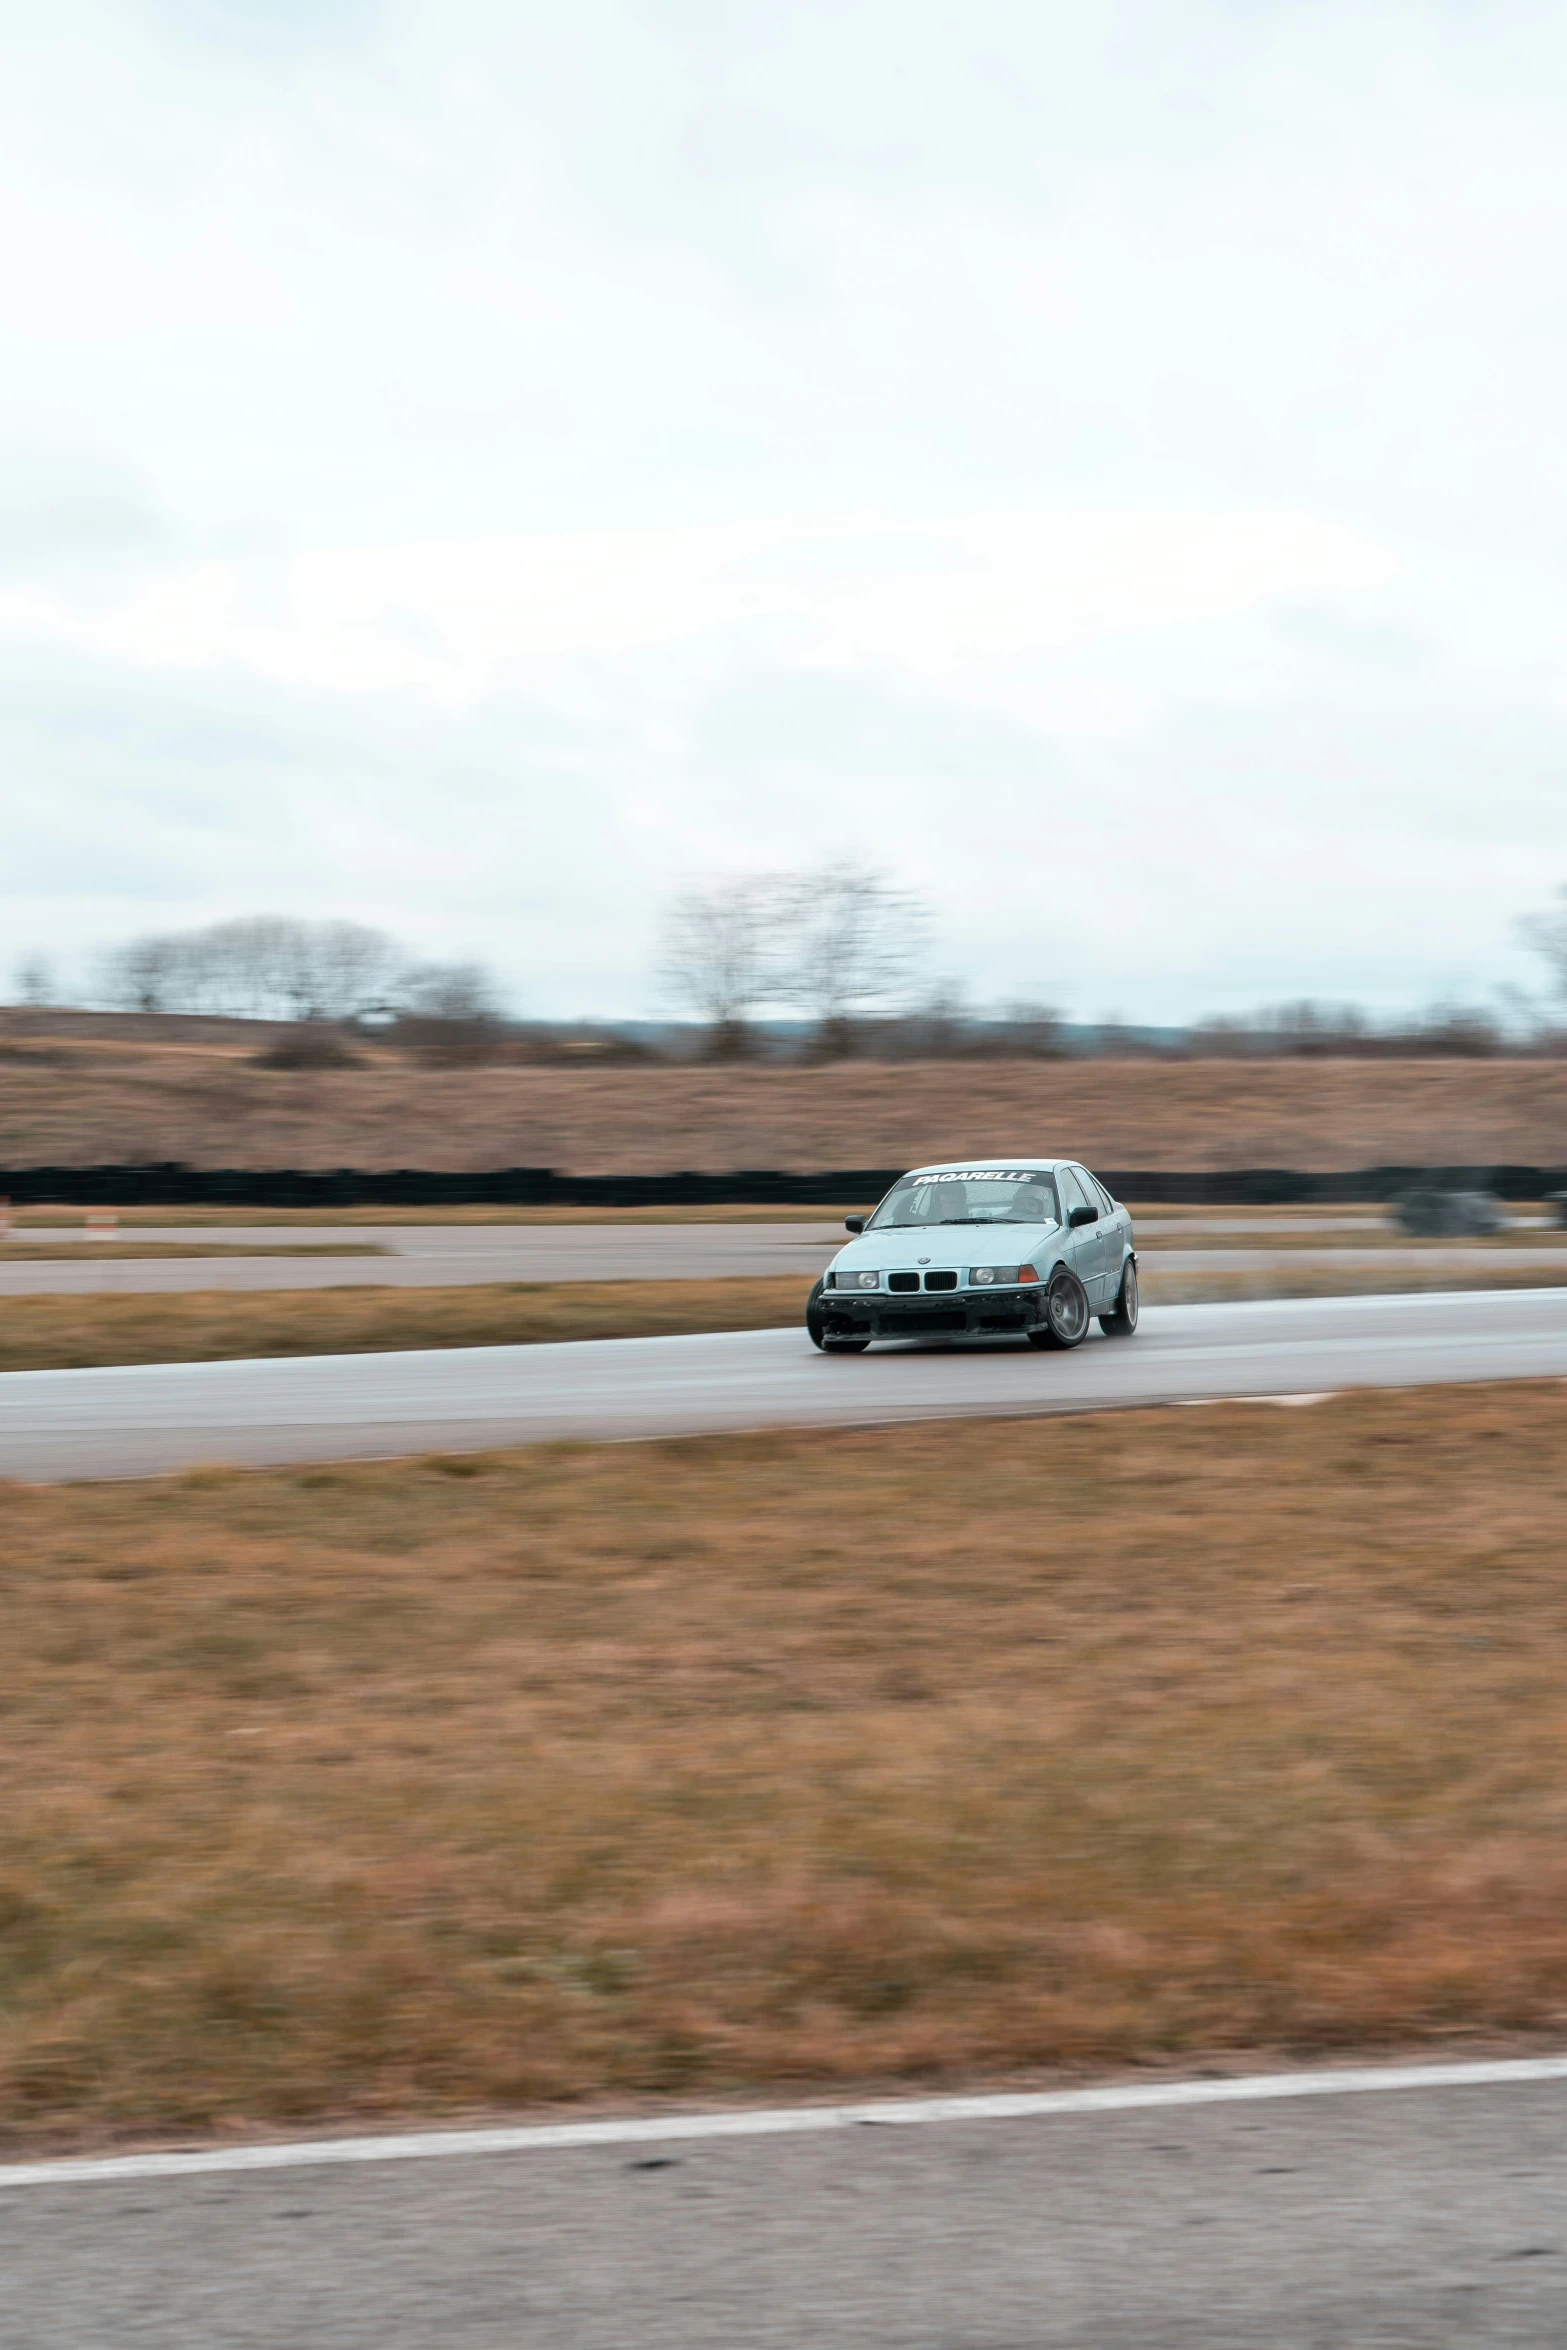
[1068, 1203, 1098, 1229]
[844, 1214, 866, 1234]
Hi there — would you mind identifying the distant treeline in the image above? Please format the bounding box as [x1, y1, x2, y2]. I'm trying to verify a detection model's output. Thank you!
[531, 1004, 1556, 1062]
[7, 875, 1567, 1060]
[3, 998, 1565, 1066]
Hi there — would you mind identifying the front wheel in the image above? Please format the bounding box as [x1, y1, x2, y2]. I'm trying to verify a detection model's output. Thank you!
[1027, 1268, 1090, 1350]
[807, 1278, 872, 1354]
[1099, 1259, 1139, 1338]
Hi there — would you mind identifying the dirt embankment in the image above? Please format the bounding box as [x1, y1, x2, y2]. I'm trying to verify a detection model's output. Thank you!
[2, 1033, 1566, 1171]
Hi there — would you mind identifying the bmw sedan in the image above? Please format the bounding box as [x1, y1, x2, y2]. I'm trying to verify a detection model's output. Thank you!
[806, 1158, 1137, 1354]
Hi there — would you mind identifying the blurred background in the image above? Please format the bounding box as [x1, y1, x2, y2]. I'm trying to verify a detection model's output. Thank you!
[4, 0, 1566, 1038]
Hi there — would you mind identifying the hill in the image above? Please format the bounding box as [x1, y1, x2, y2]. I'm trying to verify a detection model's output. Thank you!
[2, 1017, 1564, 1172]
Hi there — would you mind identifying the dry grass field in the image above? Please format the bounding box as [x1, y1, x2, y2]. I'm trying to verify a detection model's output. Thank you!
[0, 1277, 812, 1373]
[5, 1383, 1567, 2150]
[3, 1030, 1566, 1171]
[2, 1262, 1565, 1373]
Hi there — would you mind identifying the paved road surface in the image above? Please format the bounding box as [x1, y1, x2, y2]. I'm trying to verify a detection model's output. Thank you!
[1, 1219, 1564, 1296]
[0, 1221, 844, 1293]
[7, 1286, 1567, 1481]
[6, 2070, 1567, 2345]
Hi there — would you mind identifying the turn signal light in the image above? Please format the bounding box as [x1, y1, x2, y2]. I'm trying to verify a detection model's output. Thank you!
[1016, 1263, 1040, 1284]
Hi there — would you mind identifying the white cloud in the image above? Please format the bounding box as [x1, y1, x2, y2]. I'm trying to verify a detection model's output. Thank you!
[2, 0, 1565, 1015]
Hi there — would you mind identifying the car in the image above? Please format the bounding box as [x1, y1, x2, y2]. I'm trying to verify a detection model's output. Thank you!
[806, 1157, 1138, 1354]
[1393, 1187, 1507, 1238]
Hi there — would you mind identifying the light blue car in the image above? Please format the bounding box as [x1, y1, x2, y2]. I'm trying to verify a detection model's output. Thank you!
[806, 1157, 1138, 1354]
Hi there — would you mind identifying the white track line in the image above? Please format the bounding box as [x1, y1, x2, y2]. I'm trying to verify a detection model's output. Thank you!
[6, 2055, 1567, 2190]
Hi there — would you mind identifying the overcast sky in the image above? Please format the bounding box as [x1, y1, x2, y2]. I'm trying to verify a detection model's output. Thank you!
[3, 0, 1565, 1020]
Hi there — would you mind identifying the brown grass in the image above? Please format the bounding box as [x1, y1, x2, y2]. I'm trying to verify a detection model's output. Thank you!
[6, 1384, 1567, 2148]
[3, 1264, 1565, 1374]
[3, 1034, 1566, 1170]
[0, 1278, 814, 1373]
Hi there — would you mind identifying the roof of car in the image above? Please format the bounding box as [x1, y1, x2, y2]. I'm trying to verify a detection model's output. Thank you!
[904, 1158, 1068, 1176]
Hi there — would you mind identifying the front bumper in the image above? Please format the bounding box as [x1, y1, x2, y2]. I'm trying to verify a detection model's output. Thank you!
[820, 1288, 1047, 1340]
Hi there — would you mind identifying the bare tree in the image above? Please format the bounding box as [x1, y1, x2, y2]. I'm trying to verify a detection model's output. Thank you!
[99, 934, 180, 1012]
[306, 921, 407, 1022]
[193, 916, 404, 1020]
[391, 961, 508, 1062]
[1520, 885, 1567, 1004]
[396, 961, 501, 1022]
[178, 917, 289, 1016]
[14, 954, 56, 1007]
[216, 918, 304, 1017]
[782, 860, 927, 1056]
[998, 998, 1066, 1058]
[876, 980, 973, 1059]
[98, 917, 405, 1021]
[657, 874, 792, 1058]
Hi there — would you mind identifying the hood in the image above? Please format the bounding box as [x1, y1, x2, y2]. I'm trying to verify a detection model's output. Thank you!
[830, 1223, 1060, 1276]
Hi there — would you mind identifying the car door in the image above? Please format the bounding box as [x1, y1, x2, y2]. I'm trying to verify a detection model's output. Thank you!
[1082, 1168, 1127, 1302]
[1057, 1165, 1107, 1305]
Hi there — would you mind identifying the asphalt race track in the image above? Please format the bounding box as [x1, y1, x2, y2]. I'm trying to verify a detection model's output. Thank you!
[6, 1285, 1567, 1481]
[0, 1221, 844, 1294]
[6, 2066, 1567, 2346]
[3, 1220, 1564, 1296]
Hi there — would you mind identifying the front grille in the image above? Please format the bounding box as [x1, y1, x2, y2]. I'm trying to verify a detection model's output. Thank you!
[887, 1271, 920, 1292]
[925, 1269, 958, 1291]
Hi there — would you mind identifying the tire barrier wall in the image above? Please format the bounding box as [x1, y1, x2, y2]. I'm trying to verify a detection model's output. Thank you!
[0, 1164, 1564, 1208]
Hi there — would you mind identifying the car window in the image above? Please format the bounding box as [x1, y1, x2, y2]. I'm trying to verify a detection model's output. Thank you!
[1058, 1167, 1091, 1218]
[867, 1170, 1061, 1229]
[1086, 1171, 1116, 1215]
[1070, 1167, 1105, 1219]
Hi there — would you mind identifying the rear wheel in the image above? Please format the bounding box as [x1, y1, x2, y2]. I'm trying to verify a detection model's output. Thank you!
[1099, 1258, 1139, 1338]
[823, 1338, 871, 1354]
[1027, 1268, 1090, 1350]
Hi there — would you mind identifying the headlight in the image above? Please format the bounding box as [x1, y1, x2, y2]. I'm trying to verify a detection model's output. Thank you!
[969, 1265, 1020, 1286]
[835, 1269, 879, 1290]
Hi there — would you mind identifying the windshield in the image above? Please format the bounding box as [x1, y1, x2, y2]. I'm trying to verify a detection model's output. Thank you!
[867, 1170, 1061, 1229]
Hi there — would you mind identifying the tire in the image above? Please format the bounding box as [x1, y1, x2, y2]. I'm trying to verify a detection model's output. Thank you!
[807, 1277, 872, 1354]
[1027, 1268, 1091, 1350]
[1099, 1258, 1139, 1338]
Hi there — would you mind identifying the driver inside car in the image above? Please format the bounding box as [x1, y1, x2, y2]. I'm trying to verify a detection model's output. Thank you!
[1012, 1183, 1054, 1225]
[913, 1180, 966, 1224]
